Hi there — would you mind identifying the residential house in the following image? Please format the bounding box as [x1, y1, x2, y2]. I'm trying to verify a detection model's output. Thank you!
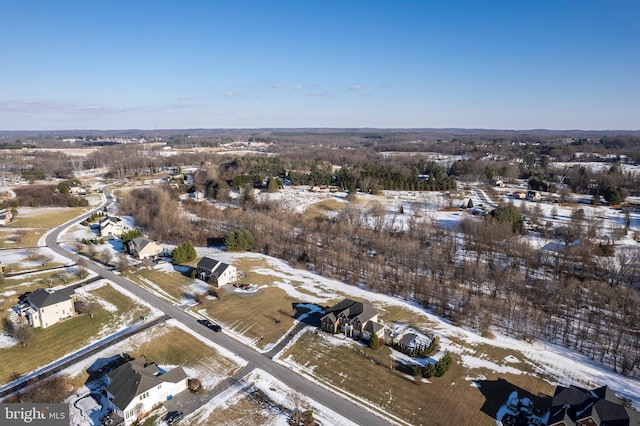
[126, 237, 163, 259]
[99, 216, 130, 238]
[105, 356, 188, 426]
[17, 287, 76, 328]
[548, 385, 640, 426]
[526, 190, 541, 202]
[193, 190, 205, 201]
[0, 209, 12, 226]
[320, 298, 385, 341]
[69, 183, 85, 195]
[196, 257, 237, 287]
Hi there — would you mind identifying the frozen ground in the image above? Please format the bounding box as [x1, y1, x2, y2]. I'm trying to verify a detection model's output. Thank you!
[195, 248, 640, 411]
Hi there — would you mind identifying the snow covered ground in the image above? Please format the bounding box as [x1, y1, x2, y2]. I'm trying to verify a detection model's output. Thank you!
[194, 248, 640, 411]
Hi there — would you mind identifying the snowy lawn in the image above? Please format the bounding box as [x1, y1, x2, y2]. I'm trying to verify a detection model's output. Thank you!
[189, 368, 358, 426]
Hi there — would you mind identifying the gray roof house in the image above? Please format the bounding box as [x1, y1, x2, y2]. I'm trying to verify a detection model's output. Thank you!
[17, 287, 76, 328]
[320, 299, 385, 341]
[548, 385, 640, 426]
[125, 236, 163, 259]
[106, 356, 188, 426]
[196, 257, 238, 287]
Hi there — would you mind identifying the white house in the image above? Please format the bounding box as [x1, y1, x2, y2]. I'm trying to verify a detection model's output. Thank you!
[126, 237, 163, 259]
[17, 287, 76, 328]
[196, 257, 238, 287]
[99, 216, 130, 238]
[106, 357, 188, 426]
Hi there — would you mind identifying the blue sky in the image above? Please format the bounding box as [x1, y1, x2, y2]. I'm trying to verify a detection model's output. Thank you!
[1, 0, 638, 130]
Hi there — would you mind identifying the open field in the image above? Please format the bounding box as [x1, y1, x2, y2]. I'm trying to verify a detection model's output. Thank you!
[0, 282, 149, 385]
[0, 229, 45, 248]
[8, 207, 93, 228]
[281, 330, 555, 425]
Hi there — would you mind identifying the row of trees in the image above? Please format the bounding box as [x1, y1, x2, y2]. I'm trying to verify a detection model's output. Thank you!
[390, 336, 439, 358]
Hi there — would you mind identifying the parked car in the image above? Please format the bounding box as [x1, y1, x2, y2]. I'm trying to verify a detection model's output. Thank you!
[197, 319, 212, 327]
[208, 323, 221, 332]
[166, 411, 183, 425]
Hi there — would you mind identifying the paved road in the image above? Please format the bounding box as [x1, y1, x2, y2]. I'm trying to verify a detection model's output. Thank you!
[46, 189, 394, 426]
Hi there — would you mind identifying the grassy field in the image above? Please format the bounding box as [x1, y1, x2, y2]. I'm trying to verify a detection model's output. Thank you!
[0, 283, 150, 386]
[8, 207, 92, 228]
[126, 268, 196, 302]
[281, 330, 555, 426]
[204, 286, 297, 349]
[0, 229, 45, 248]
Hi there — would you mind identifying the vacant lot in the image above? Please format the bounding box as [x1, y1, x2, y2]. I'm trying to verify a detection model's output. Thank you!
[281, 330, 554, 425]
[126, 268, 197, 303]
[205, 286, 297, 349]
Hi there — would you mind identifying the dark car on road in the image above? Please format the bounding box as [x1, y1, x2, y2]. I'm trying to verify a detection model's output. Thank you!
[197, 319, 212, 327]
[197, 318, 221, 332]
[166, 411, 183, 425]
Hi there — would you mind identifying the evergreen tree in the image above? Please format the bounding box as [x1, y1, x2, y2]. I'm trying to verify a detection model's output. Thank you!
[172, 241, 197, 264]
[467, 199, 474, 209]
[121, 228, 143, 243]
[369, 333, 380, 349]
[225, 230, 254, 251]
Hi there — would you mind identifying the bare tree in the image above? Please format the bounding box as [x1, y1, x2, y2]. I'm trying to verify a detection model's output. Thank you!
[76, 257, 89, 279]
[76, 299, 99, 319]
[116, 253, 131, 273]
[11, 321, 33, 348]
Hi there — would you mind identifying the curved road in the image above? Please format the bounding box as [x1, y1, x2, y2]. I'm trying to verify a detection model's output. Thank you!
[46, 188, 394, 426]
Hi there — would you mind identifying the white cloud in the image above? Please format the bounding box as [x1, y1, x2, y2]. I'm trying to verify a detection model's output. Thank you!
[225, 91, 235, 97]
[348, 84, 361, 91]
[272, 83, 284, 89]
[295, 84, 304, 90]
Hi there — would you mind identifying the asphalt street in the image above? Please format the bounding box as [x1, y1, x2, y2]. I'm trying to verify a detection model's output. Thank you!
[45, 189, 394, 426]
